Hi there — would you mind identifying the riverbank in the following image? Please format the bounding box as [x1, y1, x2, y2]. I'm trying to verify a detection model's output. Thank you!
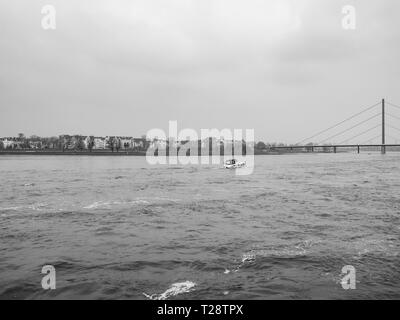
[0, 149, 347, 156]
[0, 149, 314, 156]
[0, 150, 147, 156]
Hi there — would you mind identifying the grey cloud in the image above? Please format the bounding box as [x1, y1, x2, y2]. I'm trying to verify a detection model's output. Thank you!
[0, 0, 400, 143]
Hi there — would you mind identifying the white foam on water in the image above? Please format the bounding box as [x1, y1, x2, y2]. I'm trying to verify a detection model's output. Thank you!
[226, 243, 314, 275]
[137, 196, 180, 203]
[0, 206, 22, 211]
[28, 203, 48, 211]
[241, 253, 256, 263]
[83, 201, 111, 209]
[143, 281, 196, 300]
[0, 203, 48, 211]
[224, 253, 256, 274]
[83, 200, 150, 209]
[353, 239, 398, 258]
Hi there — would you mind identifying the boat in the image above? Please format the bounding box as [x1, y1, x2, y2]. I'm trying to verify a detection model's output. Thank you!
[224, 159, 246, 169]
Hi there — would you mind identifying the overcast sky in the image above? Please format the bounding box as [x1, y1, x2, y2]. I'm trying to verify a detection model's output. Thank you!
[1, 0, 400, 143]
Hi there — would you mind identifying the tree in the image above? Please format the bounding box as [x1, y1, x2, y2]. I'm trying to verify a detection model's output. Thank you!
[139, 135, 150, 151]
[60, 135, 71, 151]
[306, 142, 314, 152]
[256, 141, 267, 150]
[115, 138, 122, 152]
[0, 140, 4, 150]
[74, 136, 85, 151]
[49, 136, 59, 149]
[108, 137, 115, 152]
[28, 135, 40, 149]
[17, 133, 27, 149]
[88, 136, 95, 152]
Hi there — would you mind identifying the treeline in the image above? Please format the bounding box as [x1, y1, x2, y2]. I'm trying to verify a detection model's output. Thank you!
[0, 133, 310, 153]
[0, 134, 148, 152]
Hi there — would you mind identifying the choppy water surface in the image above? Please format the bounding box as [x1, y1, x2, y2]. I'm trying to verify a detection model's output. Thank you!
[0, 154, 399, 299]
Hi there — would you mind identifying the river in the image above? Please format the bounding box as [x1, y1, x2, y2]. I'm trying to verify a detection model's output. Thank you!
[0, 154, 399, 299]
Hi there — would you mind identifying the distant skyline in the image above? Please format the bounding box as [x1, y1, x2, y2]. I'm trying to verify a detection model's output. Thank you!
[1, 0, 400, 144]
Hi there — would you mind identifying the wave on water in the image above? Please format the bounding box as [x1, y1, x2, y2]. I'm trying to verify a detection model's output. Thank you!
[23, 183, 35, 187]
[143, 281, 196, 300]
[224, 253, 257, 274]
[242, 253, 256, 263]
[83, 200, 150, 209]
[224, 241, 317, 274]
[83, 197, 181, 210]
[136, 197, 181, 204]
[0, 206, 22, 211]
[353, 239, 399, 259]
[0, 203, 48, 212]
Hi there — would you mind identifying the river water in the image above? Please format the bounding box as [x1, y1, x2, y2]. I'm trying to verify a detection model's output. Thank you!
[0, 154, 399, 299]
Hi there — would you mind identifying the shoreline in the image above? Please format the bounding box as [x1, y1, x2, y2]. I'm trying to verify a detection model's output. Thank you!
[0, 150, 147, 156]
[0, 150, 339, 156]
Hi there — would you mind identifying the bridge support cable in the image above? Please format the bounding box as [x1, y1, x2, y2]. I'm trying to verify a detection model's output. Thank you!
[318, 113, 381, 145]
[338, 124, 381, 145]
[386, 113, 400, 121]
[387, 124, 400, 133]
[387, 101, 400, 110]
[360, 134, 381, 145]
[386, 134, 400, 143]
[295, 101, 381, 145]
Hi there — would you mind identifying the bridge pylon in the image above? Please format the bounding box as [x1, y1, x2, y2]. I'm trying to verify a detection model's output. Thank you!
[382, 98, 386, 154]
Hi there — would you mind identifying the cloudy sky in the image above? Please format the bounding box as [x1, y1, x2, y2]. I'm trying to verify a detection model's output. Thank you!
[1, 0, 400, 143]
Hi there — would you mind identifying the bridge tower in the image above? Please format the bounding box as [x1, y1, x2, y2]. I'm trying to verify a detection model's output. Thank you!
[382, 98, 386, 154]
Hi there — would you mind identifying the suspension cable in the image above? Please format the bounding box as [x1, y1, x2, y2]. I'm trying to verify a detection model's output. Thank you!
[295, 102, 381, 145]
[387, 123, 400, 132]
[387, 102, 400, 110]
[386, 113, 400, 121]
[318, 113, 381, 145]
[338, 124, 381, 145]
[360, 134, 381, 145]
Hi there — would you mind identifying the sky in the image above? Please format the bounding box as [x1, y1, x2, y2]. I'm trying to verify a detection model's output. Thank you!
[1, 0, 400, 144]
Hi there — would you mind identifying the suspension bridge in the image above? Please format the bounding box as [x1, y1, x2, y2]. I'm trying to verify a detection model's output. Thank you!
[270, 99, 400, 154]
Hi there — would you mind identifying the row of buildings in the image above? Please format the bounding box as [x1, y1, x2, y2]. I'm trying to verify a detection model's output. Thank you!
[0, 134, 257, 152]
[0, 135, 148, 151]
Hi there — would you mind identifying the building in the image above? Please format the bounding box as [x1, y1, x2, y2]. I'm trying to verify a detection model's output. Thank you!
[132, 138, 146, 150]
[0, 137, 22, 149]
[149, 139, 167, 149]
[93, 137, 107, 149]
[119, 137, 133, 149]
[28, 139, 42, 149]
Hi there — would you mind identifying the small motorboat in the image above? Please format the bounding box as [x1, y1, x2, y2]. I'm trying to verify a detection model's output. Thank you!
[224, 159, 246, 169]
